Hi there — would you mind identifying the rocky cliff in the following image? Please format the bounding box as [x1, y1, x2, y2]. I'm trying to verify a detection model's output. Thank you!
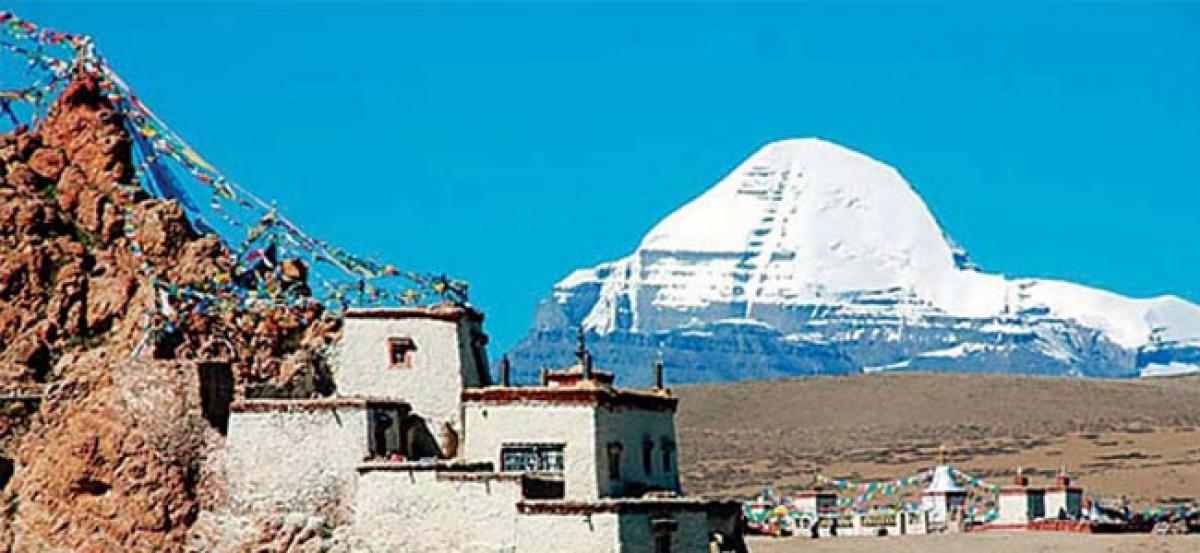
[0, 71, 338, 551]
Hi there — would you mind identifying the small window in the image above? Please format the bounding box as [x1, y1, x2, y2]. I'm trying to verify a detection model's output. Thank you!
[661, 441, 674, 473]
[388, 337, 416, 369]
[607, 442, 623, 481]
[642, 439, 654, 475]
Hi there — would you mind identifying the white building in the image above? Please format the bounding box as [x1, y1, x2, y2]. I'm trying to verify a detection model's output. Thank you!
[791, 487, 836, 519]
[995, 468, 1045, 527]
[225, 305, 740, 552]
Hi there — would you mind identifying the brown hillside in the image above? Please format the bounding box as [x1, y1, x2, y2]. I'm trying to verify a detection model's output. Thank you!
[676, 372, 1200, 508]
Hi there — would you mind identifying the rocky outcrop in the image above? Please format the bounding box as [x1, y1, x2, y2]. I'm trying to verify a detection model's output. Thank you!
[0, 70, 338, 550]
[2, 359, 214, 552]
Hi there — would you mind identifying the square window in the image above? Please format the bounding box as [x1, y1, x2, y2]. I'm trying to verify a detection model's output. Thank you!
[388, 337, 416, 369]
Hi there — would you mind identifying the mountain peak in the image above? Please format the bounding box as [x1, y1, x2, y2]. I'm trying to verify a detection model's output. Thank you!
[752, 137, 867, 157]
[508, 140, 1200, 384]
[639, 137, 959, 295]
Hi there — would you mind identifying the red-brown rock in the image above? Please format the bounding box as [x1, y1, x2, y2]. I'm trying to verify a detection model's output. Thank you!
[28, 147, 67, 181]
[0, 70, 338, 551]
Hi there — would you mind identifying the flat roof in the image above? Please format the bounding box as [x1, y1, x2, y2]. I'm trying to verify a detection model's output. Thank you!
[344, 304, 484, 323]
[462, 386, 678, 412]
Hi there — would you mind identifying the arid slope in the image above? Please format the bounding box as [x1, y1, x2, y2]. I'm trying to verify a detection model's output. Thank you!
[676, 372, 1200, 508]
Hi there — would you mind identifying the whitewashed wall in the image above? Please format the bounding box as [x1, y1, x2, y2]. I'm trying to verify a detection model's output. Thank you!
[463, 402, 599, 499]
[335, 316, 486, 451]
[997, 492, 1045, 525]
[225, 407, 368, 515]
[594, 407, 679, 497]
[515, 512, 621, 553]
[350, 470, 522, 552]
[514, 511, 710, 553]
[463, 401, 680, 500]
[1044, 490, 1081, 519]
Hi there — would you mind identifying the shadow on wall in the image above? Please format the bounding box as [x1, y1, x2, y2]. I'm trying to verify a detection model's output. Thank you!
[197, 362, 234, 435]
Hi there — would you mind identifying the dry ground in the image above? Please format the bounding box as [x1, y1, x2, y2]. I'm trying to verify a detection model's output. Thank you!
[747, 532, 1200, 553]
[675, 373, 1200, 508]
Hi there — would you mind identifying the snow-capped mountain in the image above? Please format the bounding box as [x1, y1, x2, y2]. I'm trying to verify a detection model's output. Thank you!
[506, 138, 1200, 385]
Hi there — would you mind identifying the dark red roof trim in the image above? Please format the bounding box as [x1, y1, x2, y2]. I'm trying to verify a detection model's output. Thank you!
[462, 387, 678, 411]
[517, 499, 739, 516]
[345, 305, 484, 323]
[437, 472, 523, 483]
[999, 487, 1045, 496]
[231, 397, 409, 413]
[796, 490, 836, 499]
[356, 460, 497, 473]
[546, 370, 616, 387]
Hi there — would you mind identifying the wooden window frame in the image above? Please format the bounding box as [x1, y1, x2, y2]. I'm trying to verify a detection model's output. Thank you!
[387, 337, 417, 369]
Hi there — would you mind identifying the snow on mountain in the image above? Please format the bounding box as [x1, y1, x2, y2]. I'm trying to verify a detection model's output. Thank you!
[508, 138, 1200, 385]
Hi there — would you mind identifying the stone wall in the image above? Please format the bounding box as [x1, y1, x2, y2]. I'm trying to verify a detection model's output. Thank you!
[513, 510, 710, 553]
[515, 512, 620, 553]
[350, 468, 522, 552]
[225, 404, 369, 516]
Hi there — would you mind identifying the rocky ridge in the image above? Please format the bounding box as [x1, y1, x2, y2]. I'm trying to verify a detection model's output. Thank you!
[0, 71, 338, 551]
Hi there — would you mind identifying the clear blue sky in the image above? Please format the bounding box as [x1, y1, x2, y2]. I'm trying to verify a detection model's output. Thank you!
[13, 2, 1199, 354]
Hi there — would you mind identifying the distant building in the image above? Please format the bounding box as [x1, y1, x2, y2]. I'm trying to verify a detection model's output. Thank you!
[920, 454, 967, 529]
[992, 466, 1088, 530]
[1044, 467, 1084, 520]
[791, 487, 837, 519]
[225, 305, 740, 552]
[996, 468, 1045, 526]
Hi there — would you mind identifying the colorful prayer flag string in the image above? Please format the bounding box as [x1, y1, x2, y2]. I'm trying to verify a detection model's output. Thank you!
[0, 9, 471, 349]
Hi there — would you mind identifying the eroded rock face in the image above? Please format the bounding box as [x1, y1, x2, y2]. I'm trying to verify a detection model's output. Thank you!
[0, 71, 338, 550]
[2, 359, 211, 552]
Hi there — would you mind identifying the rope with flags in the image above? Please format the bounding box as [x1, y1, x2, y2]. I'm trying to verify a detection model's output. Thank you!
[0, 10, 469, 352]
[949, 467, 1002, 523]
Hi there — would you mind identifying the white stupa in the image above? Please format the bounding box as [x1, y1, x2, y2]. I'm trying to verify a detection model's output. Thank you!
[920, 447, 967, 528]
